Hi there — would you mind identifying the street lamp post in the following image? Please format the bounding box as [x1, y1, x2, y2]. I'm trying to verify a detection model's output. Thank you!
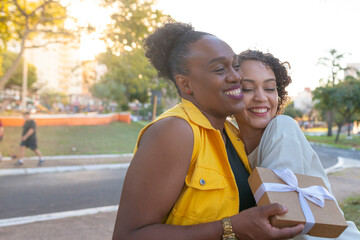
[22, 54, 28, 111]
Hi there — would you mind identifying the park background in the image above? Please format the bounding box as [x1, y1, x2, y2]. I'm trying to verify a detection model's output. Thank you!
[0, 0, 359, 236]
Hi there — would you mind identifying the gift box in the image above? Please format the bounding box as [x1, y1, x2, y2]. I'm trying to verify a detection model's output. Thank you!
[248, 167, 347, 238]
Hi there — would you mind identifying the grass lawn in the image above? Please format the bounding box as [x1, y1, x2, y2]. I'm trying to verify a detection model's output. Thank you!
[340, 195, 360, 230]
[305, 134, 360, 150]
[1, 121, 146, 157]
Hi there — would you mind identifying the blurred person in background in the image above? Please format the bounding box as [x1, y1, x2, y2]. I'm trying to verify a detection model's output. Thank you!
[15, 111, 44, 166]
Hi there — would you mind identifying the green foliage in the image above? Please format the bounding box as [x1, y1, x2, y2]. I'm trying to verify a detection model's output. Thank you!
[0, 50, 37, 88]
[313, 85, 335, 117]
[40, 90, 69, 109]
[305, 134, 360, 150]
[138, 102, 165, 120]
[340, 196, 360, 229]
[0, 2, 13, 51]
[283, 101, 303, 119]
[334, 78, 360, 117]
[318, 49, 349, 85]
[103, 0, 171, 54]
[315, 49, 350, 136]
[0, 0, 76, 89]
[4, 0, 69, 43]
[91, 48, 151, 109]
[314, 76, 360, 142]
[91, 0, 177, 107]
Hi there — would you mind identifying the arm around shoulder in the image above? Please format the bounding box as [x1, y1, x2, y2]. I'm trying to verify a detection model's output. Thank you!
[112, 117, 224, 240]
[112, 117, 305, 240]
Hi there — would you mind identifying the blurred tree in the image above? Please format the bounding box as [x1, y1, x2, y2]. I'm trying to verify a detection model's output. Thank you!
[0, 1, 12, 76]
[40, 90, 69, 112]
[283, 101, 303, 119]
[0, 0, 77, 90]
[314, 76, 360, 143]
[313, 85, 335, 133]
[316, 49, 349, 136]
[91, 0, 177, 110]
[90, 67, 128, 110]
[102, 0, 170, 54]
[0, 50, 37, 89]
[332, 74, 360, 142]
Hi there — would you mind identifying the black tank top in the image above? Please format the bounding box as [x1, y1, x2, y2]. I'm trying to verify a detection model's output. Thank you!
[224, 131, 256, 211]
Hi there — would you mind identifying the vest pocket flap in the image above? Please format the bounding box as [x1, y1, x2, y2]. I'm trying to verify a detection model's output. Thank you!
[186, 167, 226, 190]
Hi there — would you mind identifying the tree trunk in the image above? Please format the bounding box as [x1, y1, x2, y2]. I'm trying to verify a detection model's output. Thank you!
[326, 110, 334, 136]
[347, 121, 352, 136]
[335, 123, 343, 143]
[0, 33, 27, 90]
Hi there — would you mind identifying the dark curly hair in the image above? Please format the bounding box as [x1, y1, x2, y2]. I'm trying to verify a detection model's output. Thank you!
[238, 50, 292, 114]
[143, 22, 212, 95]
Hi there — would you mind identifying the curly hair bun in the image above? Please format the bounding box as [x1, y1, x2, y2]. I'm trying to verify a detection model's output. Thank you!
[144, 22, 194, 79]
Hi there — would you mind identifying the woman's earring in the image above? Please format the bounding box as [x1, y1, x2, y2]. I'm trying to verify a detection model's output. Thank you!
[187, 90, 192, 95]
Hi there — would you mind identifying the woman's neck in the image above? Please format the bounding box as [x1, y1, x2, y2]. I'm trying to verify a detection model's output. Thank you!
[185, 96, 227, 131]
[238, 126, 264, 155]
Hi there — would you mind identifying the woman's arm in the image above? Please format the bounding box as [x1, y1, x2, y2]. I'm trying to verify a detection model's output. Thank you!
[113, 117, 225, 240]
[256, 116, 330, 187]
[113, 117, 303, 240]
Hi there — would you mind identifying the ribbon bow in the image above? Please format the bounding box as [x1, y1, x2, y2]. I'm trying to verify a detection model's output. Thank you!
[254, 168, 336, 234]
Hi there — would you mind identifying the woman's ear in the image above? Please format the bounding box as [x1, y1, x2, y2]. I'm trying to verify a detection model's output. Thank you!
[176, 74, 193, 95]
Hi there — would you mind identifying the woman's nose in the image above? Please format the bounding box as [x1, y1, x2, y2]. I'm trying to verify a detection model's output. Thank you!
[227, 68, 242, 83]
[254, 89, 267, 101]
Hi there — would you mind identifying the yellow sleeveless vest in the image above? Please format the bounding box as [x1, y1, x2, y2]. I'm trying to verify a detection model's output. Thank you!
[134, 99, 251, 225]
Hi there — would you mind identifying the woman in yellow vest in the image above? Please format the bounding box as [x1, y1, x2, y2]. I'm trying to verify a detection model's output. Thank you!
[112, 22, 304, 240]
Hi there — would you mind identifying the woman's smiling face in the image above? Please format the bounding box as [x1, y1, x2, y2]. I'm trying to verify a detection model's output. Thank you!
[235, 60, 278, 131]
[183, 35, 244, 119]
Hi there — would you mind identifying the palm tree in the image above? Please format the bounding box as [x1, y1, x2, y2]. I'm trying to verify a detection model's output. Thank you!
[317, 49, 350, 136]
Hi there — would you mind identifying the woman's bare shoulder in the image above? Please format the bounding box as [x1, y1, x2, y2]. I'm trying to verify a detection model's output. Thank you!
[139, 116, 194, 147]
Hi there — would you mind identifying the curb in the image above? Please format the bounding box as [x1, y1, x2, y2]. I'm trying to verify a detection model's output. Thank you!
[309, 141, 359, 152]
[325, 157, 360, 174]
[2, 154, 359, 176]
[0, 153, 133, 161]
[0, 162, 130, 176]
[0, 205, 119, 227]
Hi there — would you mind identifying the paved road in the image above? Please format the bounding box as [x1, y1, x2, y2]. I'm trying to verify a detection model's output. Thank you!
[0, 169, 126, 219]
[1, 144, 359, 220]
[311, 143, 360, 169]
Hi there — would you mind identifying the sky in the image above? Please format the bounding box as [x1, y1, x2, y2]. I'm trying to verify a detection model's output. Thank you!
[69, 0, 360, 97]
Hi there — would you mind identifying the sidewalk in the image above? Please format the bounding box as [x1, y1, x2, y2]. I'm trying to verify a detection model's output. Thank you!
[0, 154, 132, 176]
[0, 155, 359, 240]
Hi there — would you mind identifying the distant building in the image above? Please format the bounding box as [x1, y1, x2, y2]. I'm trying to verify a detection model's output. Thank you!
[25, 36, 108, 112]
[345, 63, 360, 78]
[293, 87, 313, 115]
[81, 60, 107, 94]
[70, 60, 107, 112]
[26, 38, 82, 94]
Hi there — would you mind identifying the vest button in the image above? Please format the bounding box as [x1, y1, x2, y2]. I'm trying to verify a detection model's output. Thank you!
[199, 179, 206, 185]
